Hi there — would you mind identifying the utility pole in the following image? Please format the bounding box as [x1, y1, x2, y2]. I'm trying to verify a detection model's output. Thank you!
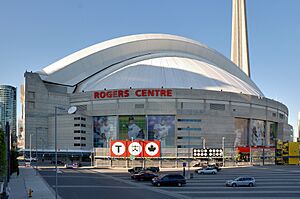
[187, 126, 191, 179]
[222, 137, 225, 167]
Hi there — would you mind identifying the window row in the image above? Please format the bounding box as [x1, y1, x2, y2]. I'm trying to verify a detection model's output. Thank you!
[74, 143, 86, 146]
[74, 130, 86, 134]
[74, 124, 86, 127]
[74, 117, 86, 121]
[74, 137, 86, 140]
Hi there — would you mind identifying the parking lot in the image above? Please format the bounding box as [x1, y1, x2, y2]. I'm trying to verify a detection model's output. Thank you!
[39, 165, 300, 199]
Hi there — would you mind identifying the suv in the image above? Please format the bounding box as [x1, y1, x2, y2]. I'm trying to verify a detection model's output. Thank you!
[226, 177, 256, 187]
[152, 174, 186, 187]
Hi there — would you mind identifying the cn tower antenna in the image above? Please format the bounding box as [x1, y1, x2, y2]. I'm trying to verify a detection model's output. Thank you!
[231, 0, 251, 77]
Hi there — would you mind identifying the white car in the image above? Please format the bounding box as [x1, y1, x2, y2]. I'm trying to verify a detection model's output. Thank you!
[196, 167, 217, 174]
[64, 163, 78, 169]
[24, 157, 37, 162]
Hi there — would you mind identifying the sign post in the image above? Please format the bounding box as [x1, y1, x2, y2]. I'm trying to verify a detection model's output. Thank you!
[182, 162, 186, 177]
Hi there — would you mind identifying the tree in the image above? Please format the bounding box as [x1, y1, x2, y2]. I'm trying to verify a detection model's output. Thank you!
[10, 149, 19, 175]
[0, 130, 7, 180]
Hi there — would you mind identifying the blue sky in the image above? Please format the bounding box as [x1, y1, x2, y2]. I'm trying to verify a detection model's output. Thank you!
[1, 0, 299, 137]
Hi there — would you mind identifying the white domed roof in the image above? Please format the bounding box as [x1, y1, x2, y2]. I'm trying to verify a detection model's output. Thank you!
[38, 33, 263, 96]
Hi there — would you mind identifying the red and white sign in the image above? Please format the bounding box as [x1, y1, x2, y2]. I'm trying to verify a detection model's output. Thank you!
[144, 141, 160, 157]
[128, 141, 144, 157]
[110, 140, 127, 157]
[110, 140, 160, 158]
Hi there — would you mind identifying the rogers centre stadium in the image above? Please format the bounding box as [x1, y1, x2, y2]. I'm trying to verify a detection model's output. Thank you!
[24, 34, 292, 167]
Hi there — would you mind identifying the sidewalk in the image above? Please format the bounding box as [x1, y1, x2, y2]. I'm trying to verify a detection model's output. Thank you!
[8, 166, 58, 199]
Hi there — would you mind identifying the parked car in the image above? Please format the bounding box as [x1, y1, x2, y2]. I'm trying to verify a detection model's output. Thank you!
[24, 157, 37, 162]
[132, 171, 158, 181]
[73, 162, 82, 167]
[64, 163, 78, 169]
[208, 165, 221, 171]
[195, 167, 217, 175]
[226, 177, 256, 187]
[145, 167, 160, 172]
[128, 167, 143, 174]
[50, 160, 65, 165]
[152, 174, 186, 187]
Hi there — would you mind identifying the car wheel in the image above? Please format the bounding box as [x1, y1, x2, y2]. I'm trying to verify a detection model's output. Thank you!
[212, 172, 216, 175]
[140, 178, 144, 181]
[200, 172, 204, 175]
[177, 182, 182, 187]
[249, 183, 253, 187]
[232, 183, 237, 187]
[157, 183, 161, 187]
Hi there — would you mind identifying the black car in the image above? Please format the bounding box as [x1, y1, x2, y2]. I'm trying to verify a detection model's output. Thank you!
[145, 167, 160, 172]
[132, 171, 158, 181]
[50, 160, 64, 165]
[128, 167, 143, 174]
[152, 174, 186, 187]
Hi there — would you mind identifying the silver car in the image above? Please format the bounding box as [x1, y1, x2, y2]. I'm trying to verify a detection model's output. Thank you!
[196, 167, 218, 175]
[226, 177, 256, 187]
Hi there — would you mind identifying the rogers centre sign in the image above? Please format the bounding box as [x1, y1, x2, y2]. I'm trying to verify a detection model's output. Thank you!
[93, 89, 173, 99]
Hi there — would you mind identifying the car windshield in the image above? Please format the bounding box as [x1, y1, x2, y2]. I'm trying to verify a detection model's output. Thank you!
[158, 174, 167, 179]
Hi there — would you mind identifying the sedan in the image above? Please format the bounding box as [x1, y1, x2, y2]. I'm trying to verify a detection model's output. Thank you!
[145, 167, 160, 172]
[195, 167, 217, 174]
[128, 167, 143, 174]
[152, 174, 186, 187]
[226, 177, 256, 187]
[64, 163, 78, 169]
[132, 171, 158, 181]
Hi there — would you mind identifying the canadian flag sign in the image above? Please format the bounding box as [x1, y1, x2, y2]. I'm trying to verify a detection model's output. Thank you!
[144, 140, 160, 157]
[110, 140, 160, 157]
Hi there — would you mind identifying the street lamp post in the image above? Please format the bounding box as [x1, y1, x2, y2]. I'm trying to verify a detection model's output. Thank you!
[54, 106, 77, 199]
[54, 107, 64, 199]
[187, 126, 191, 179]
[222, 137, 225, 167]
[35, 128, 38, 175]
[202, 137, 206, 149]
[35, 127, 48, 174]
[30, 134, 32, 165]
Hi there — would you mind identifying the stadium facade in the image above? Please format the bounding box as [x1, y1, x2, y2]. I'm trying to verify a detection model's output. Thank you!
[23, 34, 292, 166]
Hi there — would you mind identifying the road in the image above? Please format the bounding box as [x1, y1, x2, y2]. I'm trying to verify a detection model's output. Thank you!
[39, 165, 300, 199]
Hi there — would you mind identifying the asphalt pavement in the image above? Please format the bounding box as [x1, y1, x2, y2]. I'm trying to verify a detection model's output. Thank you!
[38, 165, 300, 199]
